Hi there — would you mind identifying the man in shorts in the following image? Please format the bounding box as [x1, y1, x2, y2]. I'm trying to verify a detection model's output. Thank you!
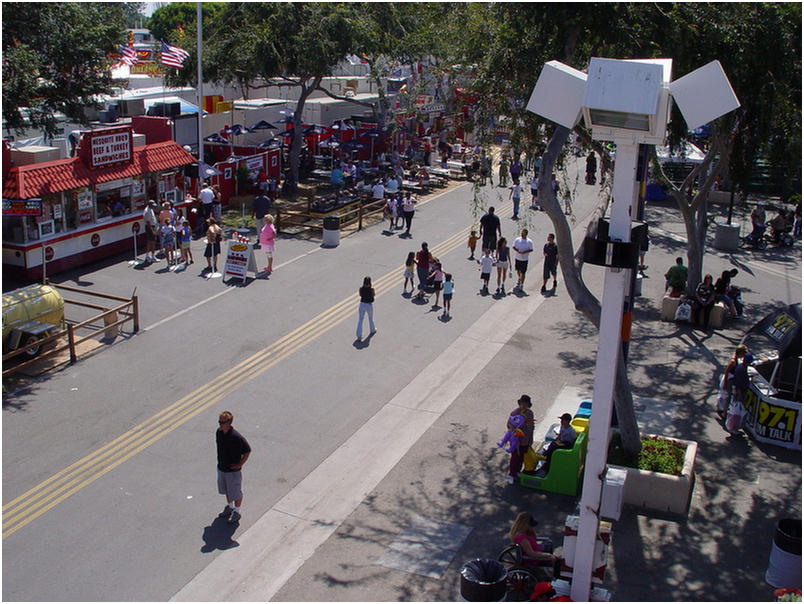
[216, 411, 251, 524]
[512, 228, 534, 293]
[142, 200, 159, 263]
[541, 233, 558, 293]
[479, 206, 502, 254]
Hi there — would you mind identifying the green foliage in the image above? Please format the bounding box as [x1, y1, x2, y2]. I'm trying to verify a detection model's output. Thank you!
[2, 2, 128, 136]
[608, 434, 686, 476]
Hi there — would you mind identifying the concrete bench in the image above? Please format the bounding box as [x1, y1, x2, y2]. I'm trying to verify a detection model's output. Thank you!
[660, 295, 727, 328]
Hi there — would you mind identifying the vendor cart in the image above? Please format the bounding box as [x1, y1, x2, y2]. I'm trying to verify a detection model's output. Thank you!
[739, 303, 801, 450]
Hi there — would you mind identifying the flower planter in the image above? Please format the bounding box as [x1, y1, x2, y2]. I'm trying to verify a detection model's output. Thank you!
[608, 434, 697, 516]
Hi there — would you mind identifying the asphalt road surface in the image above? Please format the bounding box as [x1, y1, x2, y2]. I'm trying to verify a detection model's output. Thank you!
[2, 161, 606, 601]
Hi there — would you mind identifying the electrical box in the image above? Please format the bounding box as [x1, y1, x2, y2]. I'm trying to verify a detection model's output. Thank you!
[600, 466, 628, 520]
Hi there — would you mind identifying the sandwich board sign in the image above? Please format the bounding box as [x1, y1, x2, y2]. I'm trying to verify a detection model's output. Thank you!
[224, 239, 258, 283]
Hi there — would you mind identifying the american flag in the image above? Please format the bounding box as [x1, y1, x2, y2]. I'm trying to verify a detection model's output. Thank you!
[160, 40, 189, 68]
[117, 44, 138, 66]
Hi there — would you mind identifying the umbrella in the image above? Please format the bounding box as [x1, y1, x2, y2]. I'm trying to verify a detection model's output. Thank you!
[303, 125, 327, 135]
[258, 139, 281, 149]
[319, 138, 339, 148]
[204, 133, 229, 144]
[360, 128, 385, 162]
[278, 108, 294, 116]
[277, 115, 296, 124]
[197, 160, 222, 177]
[277, 129, 296, 138]
[248, 120, 277, 131]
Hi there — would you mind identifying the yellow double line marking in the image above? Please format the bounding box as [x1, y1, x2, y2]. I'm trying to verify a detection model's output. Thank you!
[1, 211, 501, 539]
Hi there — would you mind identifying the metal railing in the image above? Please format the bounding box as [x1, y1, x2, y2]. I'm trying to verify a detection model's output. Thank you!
[2, 283, 139, 377]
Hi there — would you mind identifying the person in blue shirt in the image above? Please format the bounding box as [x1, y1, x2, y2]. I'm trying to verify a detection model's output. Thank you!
[330, 165, 344, 190]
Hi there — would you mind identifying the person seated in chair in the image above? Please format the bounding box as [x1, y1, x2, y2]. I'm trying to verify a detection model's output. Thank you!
[539, 413, 577, 474]
[509, 512, 557, 568]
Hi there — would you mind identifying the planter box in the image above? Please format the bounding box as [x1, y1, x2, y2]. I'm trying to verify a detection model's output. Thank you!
[608, 434, 697, 516]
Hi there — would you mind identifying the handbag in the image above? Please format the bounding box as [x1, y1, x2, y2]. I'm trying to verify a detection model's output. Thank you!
[716, 388, 731, 413]
[674, 300, 692, 322]
[725, 398, 747, 432]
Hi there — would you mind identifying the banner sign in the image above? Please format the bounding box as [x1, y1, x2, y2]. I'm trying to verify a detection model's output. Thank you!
[743, 376, 802, 450]
[81, 126, 133, 170]
[3, 198, 42, 216]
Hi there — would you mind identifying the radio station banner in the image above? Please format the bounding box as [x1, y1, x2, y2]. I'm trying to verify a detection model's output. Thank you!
[223, 240, 258, 282]
[743, 384, 801, 450]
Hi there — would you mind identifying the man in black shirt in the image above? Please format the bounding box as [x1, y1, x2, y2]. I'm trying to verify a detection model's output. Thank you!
[541, 233, 558, 293]
[253, 193, 272, 249]
[479, 206, 501, 254]
[216, 411, 251, 524]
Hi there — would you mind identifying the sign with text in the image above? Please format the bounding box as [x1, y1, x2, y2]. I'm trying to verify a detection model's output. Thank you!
[223, 240, 258, 283]
[743, 383, 801, 450]
[86, 127, 133, 169]
[2, 198, 42, 216]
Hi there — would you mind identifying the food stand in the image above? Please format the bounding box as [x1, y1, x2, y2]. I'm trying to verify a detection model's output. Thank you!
[740, 303, 801, 450]
[2, 127, 195, 281]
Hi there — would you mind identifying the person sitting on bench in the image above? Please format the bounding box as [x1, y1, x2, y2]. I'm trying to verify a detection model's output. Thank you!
[540, 413, 577, 473]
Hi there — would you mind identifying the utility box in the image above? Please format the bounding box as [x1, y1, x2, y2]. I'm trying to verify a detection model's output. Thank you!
[10, 146, 62, 166]
[600, 466, 628, 520]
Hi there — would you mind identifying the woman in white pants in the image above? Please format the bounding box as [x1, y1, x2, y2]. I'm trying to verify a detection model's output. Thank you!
[356, 276, 376, 340]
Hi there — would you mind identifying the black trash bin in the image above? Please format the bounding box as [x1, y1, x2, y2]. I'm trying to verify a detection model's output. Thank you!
[766, 518, 802, 588]
[459, 558, 507, 601]
[322, 215, 340, 248]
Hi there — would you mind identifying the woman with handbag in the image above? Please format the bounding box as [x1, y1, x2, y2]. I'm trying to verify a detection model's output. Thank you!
[716, 345, 748, 419]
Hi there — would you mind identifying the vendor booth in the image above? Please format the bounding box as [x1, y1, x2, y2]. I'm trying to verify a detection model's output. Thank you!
[2, 126, 195, 281]
[739, 303, 801, 450]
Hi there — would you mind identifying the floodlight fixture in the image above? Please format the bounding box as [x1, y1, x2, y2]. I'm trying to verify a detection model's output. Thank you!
[526, 61, 587, 129]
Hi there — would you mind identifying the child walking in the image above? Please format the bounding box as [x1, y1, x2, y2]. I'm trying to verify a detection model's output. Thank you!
[468, 230, 479, 260]
[479, 248, 493, 294]
[259, 214, 276, 274]
[403, 252, 415, 293]
[429, 261, 445, 308]
[442, 273, 454, 317]
[179, 219, 193, 265]
[159, 218, 176, 267]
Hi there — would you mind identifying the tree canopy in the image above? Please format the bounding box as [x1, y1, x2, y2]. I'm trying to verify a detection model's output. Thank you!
[2, 2, 129, 137]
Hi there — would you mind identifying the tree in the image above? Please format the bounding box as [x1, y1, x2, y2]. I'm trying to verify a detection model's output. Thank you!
[648, 3, 802, 293]
[446, 3, 653, 455]
[2, 2, 128, 137]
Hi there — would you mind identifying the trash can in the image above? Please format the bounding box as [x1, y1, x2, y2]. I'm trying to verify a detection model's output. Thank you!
[766, 518, 801, 588]
[322, 215, 340, 248]
[458, 558, 507, 601]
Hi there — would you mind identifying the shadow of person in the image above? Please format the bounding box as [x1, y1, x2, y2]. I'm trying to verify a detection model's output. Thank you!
[200, 516, 240, 553]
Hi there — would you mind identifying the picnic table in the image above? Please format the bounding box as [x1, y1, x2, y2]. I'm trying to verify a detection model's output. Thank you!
[401, 180, 424, 193]
[311, 169, 332, 181]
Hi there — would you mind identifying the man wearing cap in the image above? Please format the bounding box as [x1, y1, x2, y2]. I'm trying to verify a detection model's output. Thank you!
[507, 394, 535, 484]
[749, 201, 766, 244]
[253, 191, 272, 248]
[540, 413, 577, 474]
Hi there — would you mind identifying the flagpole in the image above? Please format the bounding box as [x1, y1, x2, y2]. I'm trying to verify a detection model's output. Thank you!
[196, 2, 203, 168]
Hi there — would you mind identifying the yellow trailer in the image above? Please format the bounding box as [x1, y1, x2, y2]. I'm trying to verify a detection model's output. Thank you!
[2, 284, 65, 357]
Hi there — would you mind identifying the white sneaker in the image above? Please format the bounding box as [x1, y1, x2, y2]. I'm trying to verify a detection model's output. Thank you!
[507, 476, 515, 485]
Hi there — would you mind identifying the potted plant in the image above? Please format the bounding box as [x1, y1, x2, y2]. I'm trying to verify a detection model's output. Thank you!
[607, 432, 698, 516]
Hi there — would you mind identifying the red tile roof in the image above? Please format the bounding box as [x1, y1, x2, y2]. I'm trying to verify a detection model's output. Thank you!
[3, 141, 196, 199]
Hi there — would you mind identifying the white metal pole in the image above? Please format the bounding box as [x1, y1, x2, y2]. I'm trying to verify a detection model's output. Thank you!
[196, 2, 203, 164]
[570, 141, 639, 602]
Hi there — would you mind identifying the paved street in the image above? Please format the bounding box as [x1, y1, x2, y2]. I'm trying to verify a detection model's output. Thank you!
[3, 157, 801, 601]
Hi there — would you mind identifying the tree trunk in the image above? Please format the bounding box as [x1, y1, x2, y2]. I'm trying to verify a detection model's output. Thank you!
[539, 125, 641, 456]
[289, 76, 323, 189]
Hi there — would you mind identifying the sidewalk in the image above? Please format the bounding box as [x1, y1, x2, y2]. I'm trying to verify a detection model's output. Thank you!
[267, 191, 801, 601]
